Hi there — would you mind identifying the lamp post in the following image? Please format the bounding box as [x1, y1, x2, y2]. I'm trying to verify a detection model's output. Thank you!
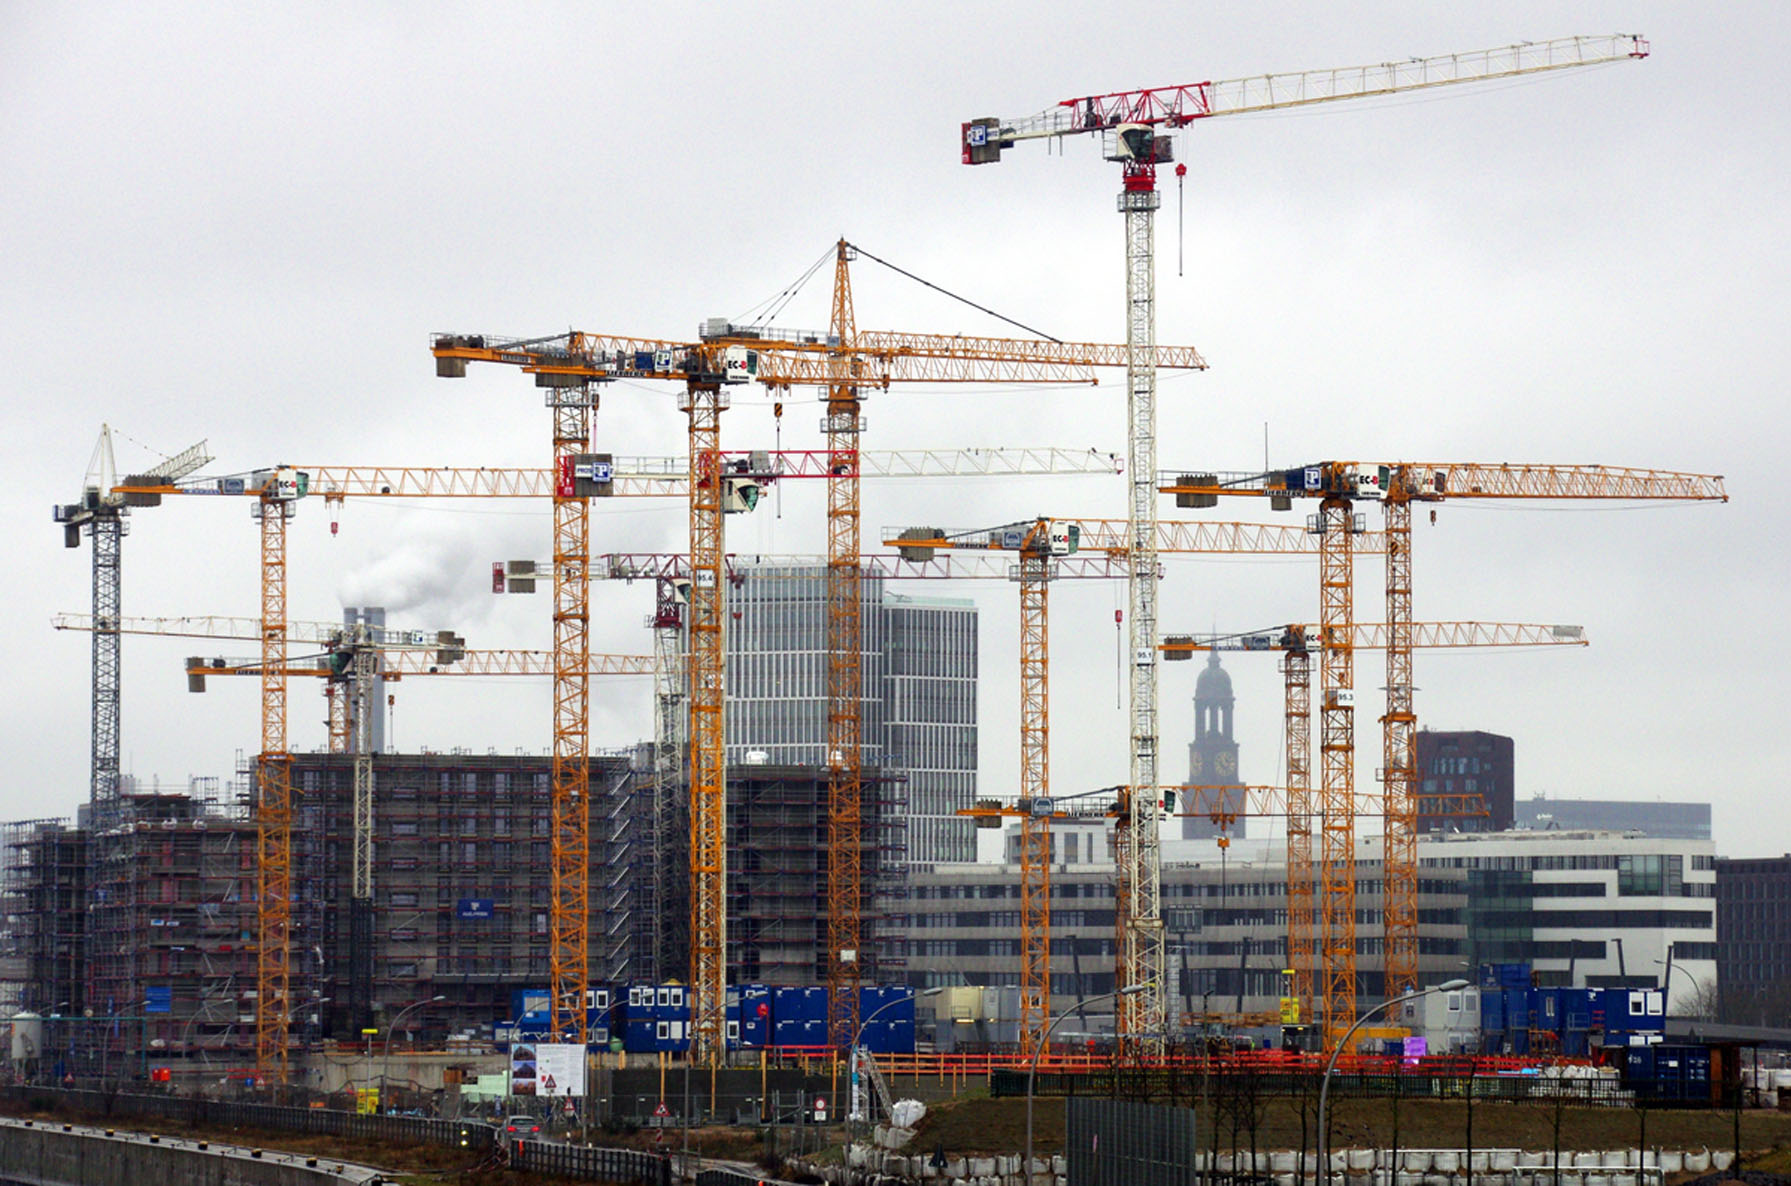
[845, 988, 942, 1172]
[1317, 979, 1469, 1186]
[381, 995, 445, 1109]
[1653, 957, 1699, 1019]
[1026, 983, 1148, 1184]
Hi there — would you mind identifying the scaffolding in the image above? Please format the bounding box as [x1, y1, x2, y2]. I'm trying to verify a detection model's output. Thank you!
[726, 764, 906, 987]
[0, 820, 83, 1017]
[286, 749, 649, 1043]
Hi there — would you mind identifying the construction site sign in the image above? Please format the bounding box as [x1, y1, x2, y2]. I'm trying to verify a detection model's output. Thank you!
[533, 1042, 586, 1097]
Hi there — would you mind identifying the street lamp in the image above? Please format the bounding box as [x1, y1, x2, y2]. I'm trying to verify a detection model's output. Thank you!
[381, 995, 445, 1108]
[845, 988, 943, 1171]
[1653, 958, 1699, 1018]
[1026, 983, 1148, 1183]
[1317, 979, 1470, 1186]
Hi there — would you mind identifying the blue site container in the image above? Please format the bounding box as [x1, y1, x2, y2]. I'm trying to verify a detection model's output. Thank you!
[512, 988, 551, 1018]
[1501, 987, 1532, 1031]
[1601, 988, 1665, 1036]
[622, 1018, 657, 1053]
[862, 1018, 916, 1055]
[1482, 962, 1531, 989]
[858, 985, 916, 1026]
[654, 1015, 690, 1054]
[728, 984, 771, 1050]
[772, 1018, 826, 1049]
[1482, 988, 1507, 1034]
[771, 1017, 806, 1048]
[774, 985, 827, 1023]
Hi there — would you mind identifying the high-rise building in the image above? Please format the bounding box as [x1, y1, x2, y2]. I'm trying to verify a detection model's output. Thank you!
[1514, 797, 1710, 840]
[288, 750, 649, 1041]
[1436, 828, 1717, 1008]
[721, 562, 978, 864]
[1416, 730, 1514, 833]
[1715, 855, 1791, 1025]
[1181, 651, 1244, 840]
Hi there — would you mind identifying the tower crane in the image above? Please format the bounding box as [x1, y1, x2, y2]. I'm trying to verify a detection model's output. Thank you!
[53, 428, 210, 1023]
[433, 250, 1204, 1059]
[965, 32, 1649, 1049]
[1162, 460, 1724, 1038]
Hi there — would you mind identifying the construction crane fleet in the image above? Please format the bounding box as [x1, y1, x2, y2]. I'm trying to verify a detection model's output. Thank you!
[432, 244, 1205, 1063]
[1163, 462, 1725, 1041]
[109, 446, 1129, 1075]
[887, 516, 1589, 1053]
[66, 30, 1724, 1066]
[965, 32, 1650, 1050]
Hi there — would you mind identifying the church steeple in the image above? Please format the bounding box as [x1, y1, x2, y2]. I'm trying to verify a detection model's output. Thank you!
[1195, 650, 1234, 742]
[1183, 651, 1244, 841]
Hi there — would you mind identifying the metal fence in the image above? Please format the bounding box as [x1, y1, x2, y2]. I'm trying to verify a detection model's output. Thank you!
[1066, 1096, 1198, 1186]
[694, 1169, 804, 1186]
[508, 1135, 670, 1183]
[0, 1085, 705, 1183]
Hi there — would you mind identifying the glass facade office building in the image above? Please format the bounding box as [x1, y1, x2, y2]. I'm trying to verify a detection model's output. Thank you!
[720, 562, 978, 864]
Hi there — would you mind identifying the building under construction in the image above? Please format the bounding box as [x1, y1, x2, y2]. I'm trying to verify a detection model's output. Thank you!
[0, 818, 86, 1018]
[0, 782, 258, 1077]
[0, 747, 906, 1075]
[725, 762, 906, 986]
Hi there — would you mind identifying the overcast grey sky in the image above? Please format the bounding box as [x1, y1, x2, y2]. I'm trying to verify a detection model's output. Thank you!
[3, 3, 1784, 856]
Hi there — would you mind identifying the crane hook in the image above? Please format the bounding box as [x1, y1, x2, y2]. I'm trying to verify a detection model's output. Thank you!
[1175, 163, 1188, 277]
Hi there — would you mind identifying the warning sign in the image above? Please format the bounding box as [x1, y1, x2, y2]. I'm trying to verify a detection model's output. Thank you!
[653, 1101, 670, 1118]
[814, 1096, 828, 1121]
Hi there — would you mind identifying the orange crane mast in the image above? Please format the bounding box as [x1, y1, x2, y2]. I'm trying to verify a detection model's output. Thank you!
[1162, 461, 1724, 1040]
[963, 30, 1648, 1051]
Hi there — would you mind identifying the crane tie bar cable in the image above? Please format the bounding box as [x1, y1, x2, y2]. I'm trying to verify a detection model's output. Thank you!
[846, 242, 1063, 343]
